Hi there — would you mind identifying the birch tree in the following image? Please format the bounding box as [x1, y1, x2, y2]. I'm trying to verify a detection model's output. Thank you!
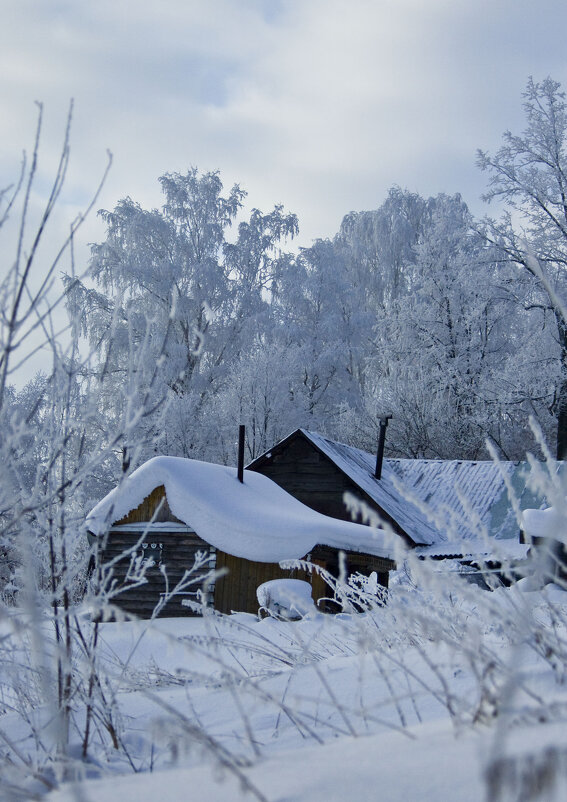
[352, 192, 550, 459]
[73, 169, 298, 463]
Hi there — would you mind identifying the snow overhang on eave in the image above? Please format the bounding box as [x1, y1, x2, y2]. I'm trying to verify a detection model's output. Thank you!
[86, 456, 395, 564]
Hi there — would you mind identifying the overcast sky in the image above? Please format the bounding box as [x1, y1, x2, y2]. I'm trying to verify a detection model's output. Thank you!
[2, 0, 567, 264]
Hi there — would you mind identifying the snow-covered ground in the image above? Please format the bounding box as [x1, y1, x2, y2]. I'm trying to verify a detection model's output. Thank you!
[3, 566, 567, 802]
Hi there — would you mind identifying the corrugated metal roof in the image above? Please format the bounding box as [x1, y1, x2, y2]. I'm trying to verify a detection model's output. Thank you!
[415, 540, 530, 560]
[298, 430, 553, 548]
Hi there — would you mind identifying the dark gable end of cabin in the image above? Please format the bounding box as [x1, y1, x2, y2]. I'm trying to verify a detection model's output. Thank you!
[247, 431, 396, 589]
[248, 433, 359, 519]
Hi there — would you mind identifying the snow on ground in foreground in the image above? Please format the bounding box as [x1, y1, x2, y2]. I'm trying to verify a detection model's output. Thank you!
[9, 581, 567, 801]
[49, 719, 487, 802]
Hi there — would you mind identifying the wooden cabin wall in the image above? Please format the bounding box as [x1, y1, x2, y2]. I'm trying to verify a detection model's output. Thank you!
[96, 482, 324, 618]
[213, 550, 387, 615]
[99, 529, 215, 618]
[310, 545, 391, 589]
[215, 551, 313, 615]
[97, 488, 215, 617]
[248, 436, 396, 583]
[249, 436, 402, 540]
[98, 529, 215, 618]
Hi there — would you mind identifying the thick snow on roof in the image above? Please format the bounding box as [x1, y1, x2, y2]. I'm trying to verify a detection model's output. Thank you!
[86, 456, 393, 563]
[273, 430, 553, 548]
[522, 505, 567, 543]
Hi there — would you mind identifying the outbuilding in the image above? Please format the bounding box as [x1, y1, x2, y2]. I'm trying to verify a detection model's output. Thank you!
[86, 456, 395, 618]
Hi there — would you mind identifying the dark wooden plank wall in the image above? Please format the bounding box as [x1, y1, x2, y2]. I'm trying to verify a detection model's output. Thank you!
[115, 485, 182, 525]
[213, 550, 386, 615]
[252, 438, 358, 521]
[309, 558, 329, 607]
[311, 545, 391, 588]
[98, 528, 215, 618]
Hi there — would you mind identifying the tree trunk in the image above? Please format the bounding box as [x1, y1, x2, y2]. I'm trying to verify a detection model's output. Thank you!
[555, 313, 567, 460]
[556, 384, 567, 459]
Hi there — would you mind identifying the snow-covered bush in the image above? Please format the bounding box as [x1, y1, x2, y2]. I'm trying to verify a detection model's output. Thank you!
[0, 109, 199, 796]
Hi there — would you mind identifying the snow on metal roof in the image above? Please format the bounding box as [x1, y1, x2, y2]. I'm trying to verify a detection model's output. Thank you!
[297, 430, 549, 548]
[86, 456, 394, 563]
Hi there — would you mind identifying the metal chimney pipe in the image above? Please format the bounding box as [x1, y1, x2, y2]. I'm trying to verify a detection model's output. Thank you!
[237, 424, 245, 483]
[374, 415, 392, 480]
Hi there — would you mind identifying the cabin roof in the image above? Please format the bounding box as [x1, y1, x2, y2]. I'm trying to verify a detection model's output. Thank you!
[249, 428, 555, 549]
[86, 456, 394, 563]
[414, 539, 530, 561]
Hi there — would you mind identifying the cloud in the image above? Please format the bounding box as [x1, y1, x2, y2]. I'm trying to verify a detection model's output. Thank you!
[1, 0, 567, 264]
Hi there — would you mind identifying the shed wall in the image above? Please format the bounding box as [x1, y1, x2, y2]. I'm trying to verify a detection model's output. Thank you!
[97, 527, 214, 618]
[214, 551, 312, 615]
[96, 486, 214, 618]
[249, 435, 396, 588]
[250, 437, 362, 521]
[250, 435, 402, 536]
[115, 485, 181, 525]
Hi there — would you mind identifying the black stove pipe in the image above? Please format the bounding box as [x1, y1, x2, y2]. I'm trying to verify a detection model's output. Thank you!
[238, 424, 245, 483]
[374, 415, 392, 480]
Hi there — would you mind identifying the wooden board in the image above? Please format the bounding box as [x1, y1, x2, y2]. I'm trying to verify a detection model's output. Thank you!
[115, 486, 183, 525]
[250, 436, 396, 583]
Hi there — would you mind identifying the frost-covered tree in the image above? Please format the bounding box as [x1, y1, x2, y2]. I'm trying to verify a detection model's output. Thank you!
[478, 76, 567, 458]
[0, 107, 137, 780]
[339, 186, 428, 306]
[351, 193, 552, 458]
[207, 339, 303, 462]
[271, 236, 372, 434]
[72, 169, 297, 464]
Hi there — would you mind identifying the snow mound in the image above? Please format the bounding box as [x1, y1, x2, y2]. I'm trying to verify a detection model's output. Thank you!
[522, 505, 567, 543]
[257, 579, 316, 619]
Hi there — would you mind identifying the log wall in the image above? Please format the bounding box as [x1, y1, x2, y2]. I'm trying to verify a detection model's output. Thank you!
[215, 551, 314, 615]
[251, 438, 359, 521]
[115, 485, 181, 524]
[98, 527, 215, 618]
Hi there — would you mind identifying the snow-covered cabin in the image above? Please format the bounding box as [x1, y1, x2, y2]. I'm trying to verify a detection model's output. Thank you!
[86, 456, 395, 618]
[247, 429, 544, 578]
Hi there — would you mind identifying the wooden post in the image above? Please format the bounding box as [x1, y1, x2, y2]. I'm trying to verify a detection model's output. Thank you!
[238, 424, 245, 483]
[374, 415, 392, 480]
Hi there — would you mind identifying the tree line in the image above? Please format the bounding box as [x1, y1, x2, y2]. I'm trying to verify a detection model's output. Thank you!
[62, 79, 567, 469]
